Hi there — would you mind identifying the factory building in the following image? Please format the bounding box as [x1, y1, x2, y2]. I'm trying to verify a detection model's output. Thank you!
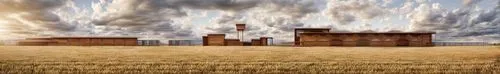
[204, 34, 226, 46]
[295, 28, 435, 47]
[433, 42, 490, 46]
[18, 37, 138, 46]
[202, 34, 271, 46]
[202, 24, 273, 46]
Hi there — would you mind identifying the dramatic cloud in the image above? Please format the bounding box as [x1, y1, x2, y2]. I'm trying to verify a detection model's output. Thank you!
[1, 0, 499, 43]
[0, 0, 75, 39]
[407, 0, 500, 42]
[91, 0, 194, 38]
[203, 0, 321, 42]
[324, 0, 387, 25]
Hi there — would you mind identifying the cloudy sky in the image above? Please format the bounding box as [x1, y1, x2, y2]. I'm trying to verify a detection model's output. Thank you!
[0, 0, 499, 43]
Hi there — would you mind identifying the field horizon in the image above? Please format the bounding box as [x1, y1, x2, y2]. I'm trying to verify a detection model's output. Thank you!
[0, 46, 499, 73]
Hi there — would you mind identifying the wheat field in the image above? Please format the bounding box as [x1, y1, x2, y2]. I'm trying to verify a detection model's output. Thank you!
[0, 46, 499, 73]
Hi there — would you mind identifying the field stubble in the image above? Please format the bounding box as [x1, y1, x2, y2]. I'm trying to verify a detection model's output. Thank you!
[0, 46, 499, 73]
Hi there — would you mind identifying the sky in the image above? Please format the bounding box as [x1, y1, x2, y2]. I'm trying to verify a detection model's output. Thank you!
[0, 0, 499, 43]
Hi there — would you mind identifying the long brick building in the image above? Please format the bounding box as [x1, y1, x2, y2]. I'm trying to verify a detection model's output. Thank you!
[295, 28, 435, 47]
[18, 37, 138, 46]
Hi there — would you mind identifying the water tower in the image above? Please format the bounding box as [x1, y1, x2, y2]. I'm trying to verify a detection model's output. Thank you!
[236, 24, 246, 41]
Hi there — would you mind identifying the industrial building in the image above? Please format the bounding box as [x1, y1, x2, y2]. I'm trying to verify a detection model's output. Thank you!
[18, 37, 138, 46]
[202, 24, 273, 46]
[295, 28, 435, 47]
[433, 42, 490, 46]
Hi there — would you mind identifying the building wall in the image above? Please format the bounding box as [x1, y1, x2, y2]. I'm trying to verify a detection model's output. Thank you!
[20, 38, 138, 46]
[251, 39, 262, 46]
[260, 37, 268, 46]
[294, 29, 330, 46]
[299, 33, 433, 47]
[124, 39, 138, 46]
[17, 41, 52, 46]
[202, 36, 208, 46]
[207, 35, 225, 46]
[225, 39, 243, 46]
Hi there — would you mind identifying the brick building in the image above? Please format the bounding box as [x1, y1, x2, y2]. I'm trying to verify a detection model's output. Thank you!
[18, 37, 138, 46]
[202, 23, 273, 46]
[202, 34, 270, 46]
[204, 34, 226, 46]
[251, 39, 262, 46]
[225, 39, 243, 46]
[295, 28, 435, 47]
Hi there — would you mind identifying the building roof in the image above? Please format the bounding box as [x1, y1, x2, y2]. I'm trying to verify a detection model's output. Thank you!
[50, 37, 138, 39]
[236, 24, 246, 26]
[295, 28, 331, 30]
[207, 34, 226, 36]
[301, 32, 436, 34]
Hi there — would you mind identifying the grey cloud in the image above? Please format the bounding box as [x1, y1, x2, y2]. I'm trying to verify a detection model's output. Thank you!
[0, 0, 75, 37]
[0, 0, 66, 12]
[91, 0, 194, 38]
[408, 0, 500, 41]
[325, 0, 387, 25]
[463, 0, 482, 6]
[205, 0, 320, 33]
[201, 0, 321, 42]
[171, 0, 260, 11]
[92, 0, 273, 39]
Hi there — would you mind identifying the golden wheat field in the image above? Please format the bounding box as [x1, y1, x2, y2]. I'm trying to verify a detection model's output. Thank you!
[0, 46, 499, 73]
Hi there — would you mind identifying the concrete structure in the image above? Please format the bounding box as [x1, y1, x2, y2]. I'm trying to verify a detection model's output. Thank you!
[295, 28, 435, 47]
[236, 24, 246, 41]
[434, 42, 490, 46]
[18, 37, 138, 46]
[168, 40, 193, 46]
[139, 40, 161, 46]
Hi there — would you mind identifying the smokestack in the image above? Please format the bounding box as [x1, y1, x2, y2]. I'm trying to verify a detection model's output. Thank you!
[236, 24, 246, 41]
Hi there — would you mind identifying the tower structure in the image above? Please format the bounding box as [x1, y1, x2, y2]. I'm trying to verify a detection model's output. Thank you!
[236, 24, 246, 41]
